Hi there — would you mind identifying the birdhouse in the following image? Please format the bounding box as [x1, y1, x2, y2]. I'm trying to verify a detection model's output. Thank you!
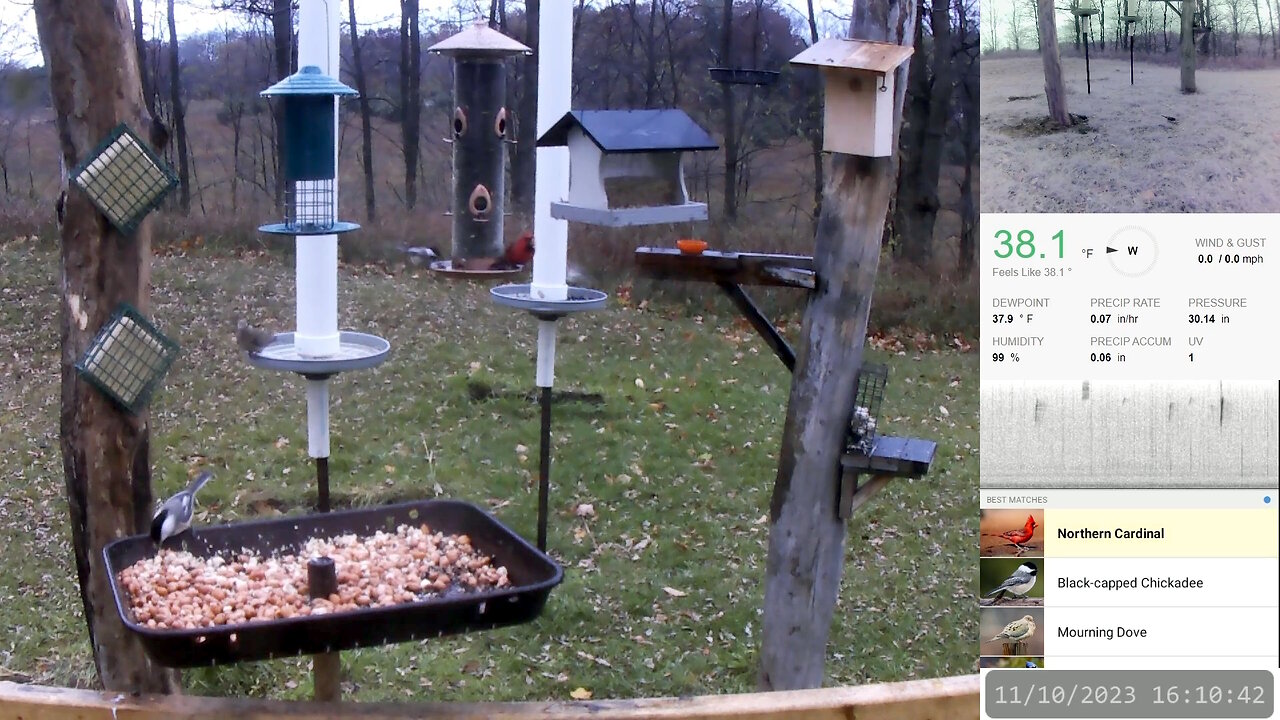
[788, 38, 913, 157]
[536, 109, 718, 227]
[259, 65, 358, 234]
[428, 22, 531, 264]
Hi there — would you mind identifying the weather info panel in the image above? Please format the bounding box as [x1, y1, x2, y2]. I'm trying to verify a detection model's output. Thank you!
[978, 215, 1279, 719]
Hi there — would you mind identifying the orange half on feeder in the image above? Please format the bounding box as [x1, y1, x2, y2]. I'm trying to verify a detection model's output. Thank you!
[677, 239, 708, 255]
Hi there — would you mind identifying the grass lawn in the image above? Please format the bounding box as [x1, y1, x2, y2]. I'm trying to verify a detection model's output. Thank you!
[0, 238, 978, 701]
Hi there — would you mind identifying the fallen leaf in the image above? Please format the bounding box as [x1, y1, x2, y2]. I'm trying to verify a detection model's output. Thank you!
[938, 405, 950, 417]
[575, 503, 595, 518]
[634, 377, 646, 390]
[274, 437, 289, 449]
[570, 687, 593, 700]
[662, 586, 687, 597]
[515, 444, 528, 454]
[384, 464, 396, 473]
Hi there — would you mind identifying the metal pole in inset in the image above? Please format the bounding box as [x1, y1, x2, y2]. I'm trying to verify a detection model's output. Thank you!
[1130, 33, 1135, 84]
[535, 319, 556, 552]
[308, 557, 341, 701]
[1084, 24, 1092, 94]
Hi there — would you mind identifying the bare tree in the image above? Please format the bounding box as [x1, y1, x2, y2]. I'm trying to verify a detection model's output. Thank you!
[166, 0, 190, 213]
[400, 0, 422, 209]
[347, 0, 376, 221]
[511, 0, 539, 215]
[1037, 0, 1071, 124]
[33, 0, 177, 692]
[804, 0, 823, 226]
[719, 0, 739, 220]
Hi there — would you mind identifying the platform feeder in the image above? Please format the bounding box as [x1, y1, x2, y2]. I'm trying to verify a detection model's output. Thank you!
[427, 23, 531, 272]
[537, 109, 718, 227]
[788, 39, 914, 157]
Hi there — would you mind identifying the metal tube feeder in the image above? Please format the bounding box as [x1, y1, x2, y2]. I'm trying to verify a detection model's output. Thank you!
[426, 23, 531, 276]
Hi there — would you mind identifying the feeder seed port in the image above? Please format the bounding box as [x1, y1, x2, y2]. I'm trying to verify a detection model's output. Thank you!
[453, 107, 467, 137]
[495, 108, 508, 137]
[469, 184, 492, 218]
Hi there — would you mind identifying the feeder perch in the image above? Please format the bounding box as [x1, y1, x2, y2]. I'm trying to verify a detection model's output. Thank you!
[75, 303, 179, 413]
[428, 23, 531, 270]
[537, 109, 718, 227]
[788, 38, 913, 157]
[259, 66, 360, 236]
[70, 124, 178, 236]
[709, 67, 781, 86]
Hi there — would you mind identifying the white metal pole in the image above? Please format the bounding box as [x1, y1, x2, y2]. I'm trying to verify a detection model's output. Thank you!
[529, 0, 572, 302]
[295, 0, 341, 359]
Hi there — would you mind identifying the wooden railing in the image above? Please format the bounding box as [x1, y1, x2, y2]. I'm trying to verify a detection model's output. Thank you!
[0, 674, 979, 719]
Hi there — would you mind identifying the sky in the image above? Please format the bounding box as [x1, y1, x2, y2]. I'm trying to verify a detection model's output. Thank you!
[1, 0, 852, 67]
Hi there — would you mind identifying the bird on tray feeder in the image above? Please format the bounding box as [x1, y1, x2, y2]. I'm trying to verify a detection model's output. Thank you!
[259, 65, 359, 235]
[788, 38, 914, 158]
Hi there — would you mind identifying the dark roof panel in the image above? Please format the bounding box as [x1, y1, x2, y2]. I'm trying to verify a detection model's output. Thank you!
[538, 109, 718, 153]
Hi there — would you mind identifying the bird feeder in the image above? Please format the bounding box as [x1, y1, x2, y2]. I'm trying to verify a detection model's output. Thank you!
[428, 23, 531, 269]
[75, 303, 180, 413]
[1072, 0, 1101, 16]
[1121, 0, 1140, 21]
[259, 66, 359, 235]
[537, 109, 718, 227]
[788, 38, 914, 158]
[70, 123, 178, 235]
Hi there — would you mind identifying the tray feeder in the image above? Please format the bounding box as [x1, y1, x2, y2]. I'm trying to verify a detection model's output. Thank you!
[103, 500, 562, 667]
[789, 39, 913, 157]
[428, 23, 531, 273]
[537, 109, 718, 227]
[633, 247, 936, 521]
[75, 303, 180, 413]
[258, 66, 360, 236]
[69, 123, 178, 236]
[1072, 0, 1100, 15]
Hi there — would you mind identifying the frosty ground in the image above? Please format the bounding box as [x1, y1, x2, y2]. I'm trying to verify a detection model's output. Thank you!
[982, 56, 1280, 213]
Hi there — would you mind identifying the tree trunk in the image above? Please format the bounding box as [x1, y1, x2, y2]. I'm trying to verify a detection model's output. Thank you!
[512, 0, 539, 215]
[805, 0, 823, 230]
[719, 0, 738, 221]
[1038, 0, 1072, 125]
[400, 0, 421, 210]
[270, 0, 292, 211]
[1181, 0, 1197, 91]
[757, 0, 916, 691]
[347, 0, 376, 222]
[131, 0, 152, 115]
[165, 0, 190, 213]
[957, 9, 979, 277]
[33, 0, 177, 693]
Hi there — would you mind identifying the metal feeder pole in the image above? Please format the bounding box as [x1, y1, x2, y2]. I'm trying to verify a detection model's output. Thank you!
[308, 557, 341, 701]
[1084, 22, 1092, 94]
[535, 320, 557, 551]
[1130, 32, 1135, 84]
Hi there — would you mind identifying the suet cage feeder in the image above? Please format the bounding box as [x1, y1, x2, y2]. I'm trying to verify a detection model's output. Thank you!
[537, 109, 718, 227]
[788, 38, 914, 157]
[847, 362, 888, 456]
[259, 66, 360, 236]
[75, 303, 180, 413]
[70, 123, 178, 236]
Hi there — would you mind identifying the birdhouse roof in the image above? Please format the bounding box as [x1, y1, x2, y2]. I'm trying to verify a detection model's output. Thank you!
[537, 110, 718, 154]
[427, 21, 532, 56]
[261, 66, 357, 97]
[789, 38, 914, 74]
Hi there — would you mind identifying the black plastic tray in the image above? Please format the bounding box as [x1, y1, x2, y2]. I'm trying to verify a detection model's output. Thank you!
[103, 499, 562, 667]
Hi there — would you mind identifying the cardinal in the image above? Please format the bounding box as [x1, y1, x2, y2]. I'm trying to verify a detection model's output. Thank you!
[983, 514, 1038, 553]
[496, 230, 590, 284]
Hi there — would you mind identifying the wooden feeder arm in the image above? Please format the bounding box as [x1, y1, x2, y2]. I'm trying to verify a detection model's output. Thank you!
[634, 247, 937, 520]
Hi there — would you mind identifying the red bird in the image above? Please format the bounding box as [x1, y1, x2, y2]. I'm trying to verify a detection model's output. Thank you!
[493, 231, 535, 270]
[984, 514, 1038, 553]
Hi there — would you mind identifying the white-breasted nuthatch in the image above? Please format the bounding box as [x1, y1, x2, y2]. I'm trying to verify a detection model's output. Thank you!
[151, 470, 212, 546]
[235, 317, 275, 355]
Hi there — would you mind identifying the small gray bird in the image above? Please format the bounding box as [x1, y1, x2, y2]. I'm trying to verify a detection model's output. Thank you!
[151, 471, 212, 546]
[985, 561, 1038, 603]
[989, 614, 1037, 644]
[235, 317, 275, 355]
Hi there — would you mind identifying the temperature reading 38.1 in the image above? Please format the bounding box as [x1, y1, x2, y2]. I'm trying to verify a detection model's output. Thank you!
[992, 229, 1065, 260]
